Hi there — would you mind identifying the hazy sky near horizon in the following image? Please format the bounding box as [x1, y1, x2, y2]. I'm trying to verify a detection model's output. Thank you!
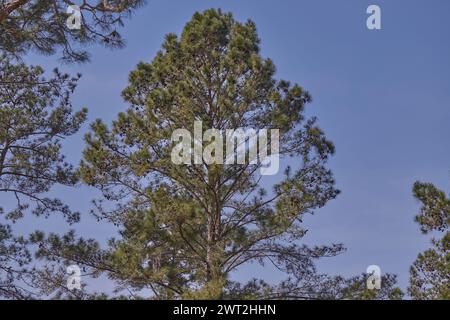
[2, 0, 449, 294]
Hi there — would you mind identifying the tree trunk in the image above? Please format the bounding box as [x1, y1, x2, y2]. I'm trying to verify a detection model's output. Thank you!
[205, 209, 224, 298]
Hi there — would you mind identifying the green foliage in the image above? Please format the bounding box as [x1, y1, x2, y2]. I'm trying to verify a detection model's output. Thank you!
[0, 7, 406, 300]
[409, 180, 450, 300]
[0, 223, 30, 299]
[0, 55, 86, 222]
[81, 8, 340, 299]
[413, 181, 449, 234]
[31, 9, 403, 300]
[0, 0, 146, 62]
[0, 55, 86, 298]
[225, 274, 403, 300]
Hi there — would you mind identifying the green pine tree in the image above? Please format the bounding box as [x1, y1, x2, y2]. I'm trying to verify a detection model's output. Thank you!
[408, 180, 450, 300]
[31, 9, 402, 300]
[0, 55, 86, 298]
[81, 8, 340, 299]
[0, 0, 147, 298]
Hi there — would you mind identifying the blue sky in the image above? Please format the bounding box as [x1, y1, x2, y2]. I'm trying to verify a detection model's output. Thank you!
[3, 0, 449, 294]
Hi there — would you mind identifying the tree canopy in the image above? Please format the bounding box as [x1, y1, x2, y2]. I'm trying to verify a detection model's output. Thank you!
[0, 1, 420, 300]
[0, 0, 146, 62]
[409, 180, 450, 300]
[0, 55, 86, 298]
[29, 9, 402, 300]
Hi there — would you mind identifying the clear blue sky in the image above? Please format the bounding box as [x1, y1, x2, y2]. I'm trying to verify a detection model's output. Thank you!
[4, 0, 449, 294]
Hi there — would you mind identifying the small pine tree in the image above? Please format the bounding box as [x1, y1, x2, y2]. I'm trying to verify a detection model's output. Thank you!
[409, 180, 450, 300]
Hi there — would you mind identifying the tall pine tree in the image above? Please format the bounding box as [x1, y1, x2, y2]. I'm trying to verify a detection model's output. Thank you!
[81, 9, 340, 299]
[31, 10, 402, 299]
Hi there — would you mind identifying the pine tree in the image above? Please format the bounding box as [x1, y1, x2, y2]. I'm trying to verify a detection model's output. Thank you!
[0, 0, 146, 62]
[81, 8, 340, 299]
[30, 9, 402, 300]
[0, 55, 86, 298]
[409, 180, 450, 299]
